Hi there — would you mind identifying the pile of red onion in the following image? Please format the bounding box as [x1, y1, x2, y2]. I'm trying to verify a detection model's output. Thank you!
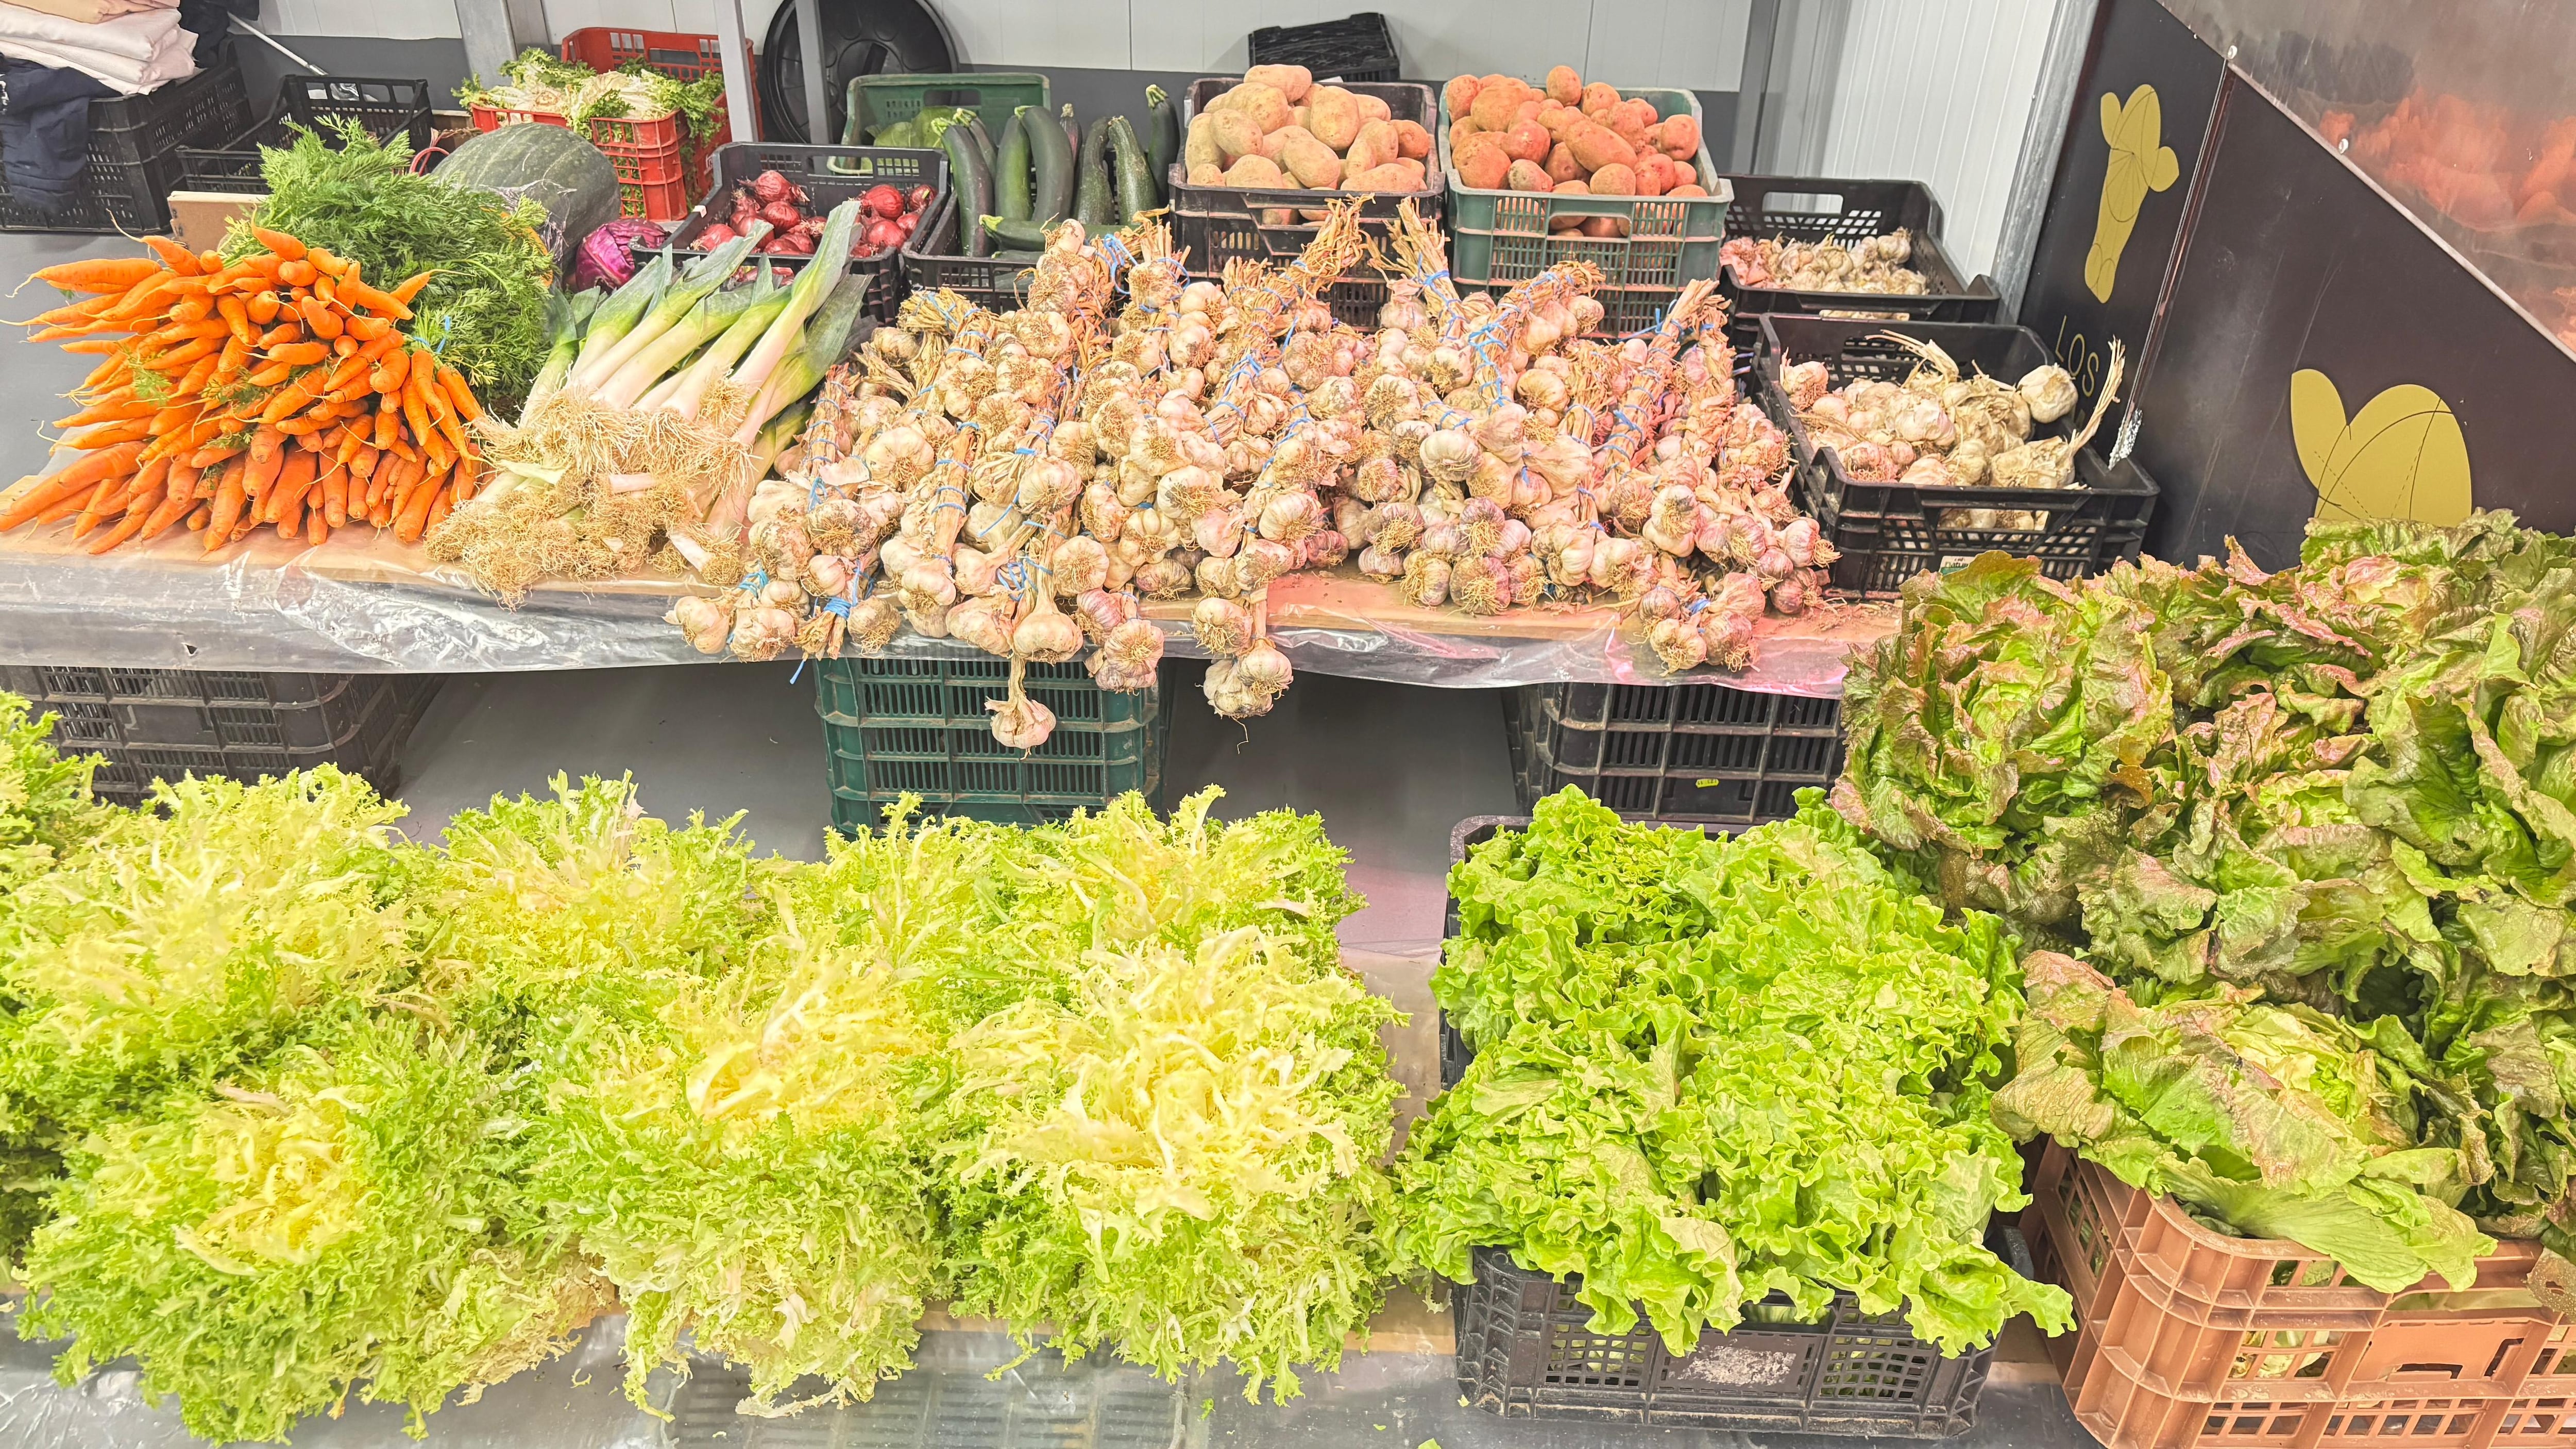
[693, 169, 932, 259]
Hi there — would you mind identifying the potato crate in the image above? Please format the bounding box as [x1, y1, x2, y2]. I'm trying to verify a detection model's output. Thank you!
[1503, 680, 1840, 830]
[1439, 90, 1730, 336]
[1755, 315, 2158, 594]
[1169, 76, 1441, 329]
[1, 667, 437, 807]
[2024, 1143, 2571, 1449]
[843, 71, 1049, 144]
[1437, 813, 1996, 1435]
[647, 142, 948, 323]
[179, 76, 434, 194]
[1247, 13, 1401, 85]
[1717, 175, 1999, 339]
[816, 655, 1170, 830]
[0, 44, 249, 233]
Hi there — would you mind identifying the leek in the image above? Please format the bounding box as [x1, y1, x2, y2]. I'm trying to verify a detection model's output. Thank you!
[568, 251, 669, 383]
[728, 200, 863, 404]
[569, 222, 768, 396]
[595, 270, 783, 412]
[523, 289, 599, 412]
[660, 266, 795, 420]
[734, 274, 873, 446]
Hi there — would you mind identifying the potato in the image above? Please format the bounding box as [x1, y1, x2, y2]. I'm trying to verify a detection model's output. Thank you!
[1346, 119, 1393, 172]
[1391, 118, 1432, 160]
[1306, 85, 1362, 150]
[1505, 159, 1552, 192]
[1581, 81, 1619, 116]
[1588, 162, 1637, 195]
[1657, 114, 1701, 159]
[1503, 120, 1550, 163]
[1444, 75, 1478, 121]
[1259, 127, 1292, 162]
[1546, 141, 1585, 183]
[1552, 178, 1590, 194]
[1209, 109, 1265, 164]
[1580, 215, 1630, 238]
[1245, 63, 1313, 103]
[1348, 161, 1427, 193]
[1633, 154, 1669, 196]
[1279, 130, 1344, 189]
[1456, 143, 1511, 191]
[1539, 104, 1582, 142]
[1356, 92, 1392, 125]
[1290, 104, 1309, 132]
[1549, 212, 1586, 232]
[1189, 162, 1226, 185]
[1567, 122, 1636, 173]
[1608, 101, 1653, 147]
[1545, 65, 1582, 105]
[1225, 154, 1289, 187]
[1467, 78, 1526, 133]
[1615, 97, 1660, 138]
[1227, 80, 1292, 133]
[1185, 113, 1222, 171]
[1666, 182, 1708, 197]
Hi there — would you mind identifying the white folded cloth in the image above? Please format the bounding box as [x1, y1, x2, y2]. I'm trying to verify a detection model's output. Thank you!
[0, 4, 196, 93]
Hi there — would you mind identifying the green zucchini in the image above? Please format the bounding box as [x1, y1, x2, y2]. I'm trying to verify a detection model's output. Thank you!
[942, 120, 995, 258]
[995, 109, 1033, 223]
[1024, 102, 1073, 226]
[1144, 86, 1178, 181]
[982, 214, 1052, 250]
[1107, 115, 1158, 220]
[964, 114, 995, 172]
[1075, 118, 1115, 228]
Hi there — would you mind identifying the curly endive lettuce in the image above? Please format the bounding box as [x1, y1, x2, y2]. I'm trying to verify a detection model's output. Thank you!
[19, 1017, 610, 1446]
[0, 766, 417, 1135]
[513, 892, 942, 1413]
[0, 693, 107, 896]
[1399, 790, 2067, 1357]
[418, 773, 781, 1017]
[942, 926, 1401, 1401]
[1995, 951, 2494, 1291]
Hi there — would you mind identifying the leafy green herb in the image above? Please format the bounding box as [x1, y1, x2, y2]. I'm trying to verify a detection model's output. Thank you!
[235, 120, 553, 407]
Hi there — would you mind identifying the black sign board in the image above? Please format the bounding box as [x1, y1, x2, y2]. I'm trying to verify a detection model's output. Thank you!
[2020, 0, 2227, 423]
[2132, 81, 2576, 568]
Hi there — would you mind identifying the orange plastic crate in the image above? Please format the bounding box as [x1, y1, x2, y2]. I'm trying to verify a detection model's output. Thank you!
[2024, 1145, 2567, 1449]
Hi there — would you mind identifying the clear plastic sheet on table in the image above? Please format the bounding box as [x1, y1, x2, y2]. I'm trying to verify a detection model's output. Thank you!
[0, 527, 1890, 695]
[2164, 0, 2576, 355]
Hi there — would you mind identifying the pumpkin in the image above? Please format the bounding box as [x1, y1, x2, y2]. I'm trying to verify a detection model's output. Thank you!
[436, 123, 623, 267]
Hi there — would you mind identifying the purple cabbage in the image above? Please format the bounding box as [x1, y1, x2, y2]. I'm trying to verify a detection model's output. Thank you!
[571, 219, 668, 292]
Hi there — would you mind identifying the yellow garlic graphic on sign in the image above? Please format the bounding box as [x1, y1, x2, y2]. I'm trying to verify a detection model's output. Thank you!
[2087, 86, 2181, 302]
[2292, 369, 2472, 526]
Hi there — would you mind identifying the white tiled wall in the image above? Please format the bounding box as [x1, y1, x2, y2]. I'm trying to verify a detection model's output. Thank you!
[525, 0, 1747, 89]
[1815, 0, 2057, 280]
[258, 0, 462, 39]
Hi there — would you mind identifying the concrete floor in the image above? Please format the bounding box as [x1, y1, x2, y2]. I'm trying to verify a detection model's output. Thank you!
[396, 660, 1520, 958]
[3, 232, 127, 483]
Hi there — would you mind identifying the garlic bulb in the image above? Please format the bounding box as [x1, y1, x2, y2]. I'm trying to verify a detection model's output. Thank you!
[2018, 364, 2078, 424]
[668, 595, 731, 654]
[989, 691, 1056, 749]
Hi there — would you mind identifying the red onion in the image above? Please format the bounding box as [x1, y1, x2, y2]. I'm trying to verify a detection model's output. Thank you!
[694, 222, 740, 249]
[762, 199, 804, 229]
[862, 184, 904, 219]
[751, 168, 795, 204]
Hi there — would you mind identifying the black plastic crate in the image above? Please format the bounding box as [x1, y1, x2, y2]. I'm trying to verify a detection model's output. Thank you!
[816, 655, 1170, 830]
[1454, 1246, 1994, 1435]
[1755, 315, 2158, 594]
[1716, 175, 1999, 336]
[0, 668, 437, 806]
[642, 142, 948, 323]
[0, 146, 190, 234]
[179, 76, 434, 195]
[87, 43, 251, 166]
[1247, 12, 1401, 85]
[1168, 76, 1438, 329]
[1505, 681, 1841, 830]
[898, 195, 1040, 313]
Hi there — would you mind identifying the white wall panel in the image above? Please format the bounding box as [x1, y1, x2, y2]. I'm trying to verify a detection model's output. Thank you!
[261, 0, 460, 39]
[1816, 0, 2055, 280]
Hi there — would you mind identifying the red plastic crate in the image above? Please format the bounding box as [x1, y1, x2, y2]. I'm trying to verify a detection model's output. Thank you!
[2023, 1144, 2568, 1449]
[465, 27, 749, 220]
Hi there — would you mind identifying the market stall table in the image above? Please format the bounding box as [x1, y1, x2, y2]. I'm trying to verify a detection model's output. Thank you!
[0, 522, 1890, 692]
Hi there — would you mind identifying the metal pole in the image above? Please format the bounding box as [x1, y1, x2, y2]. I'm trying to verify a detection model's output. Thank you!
[1732, 0, 1780, 173]
[454, 0, 515, 86]
[1991, 0, 2101, 317]
[710, 0, 757, 144]
[796, 0, 831, 143]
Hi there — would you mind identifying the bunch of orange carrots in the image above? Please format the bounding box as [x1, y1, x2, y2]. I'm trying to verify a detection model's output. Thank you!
[0, 226, 489, 556]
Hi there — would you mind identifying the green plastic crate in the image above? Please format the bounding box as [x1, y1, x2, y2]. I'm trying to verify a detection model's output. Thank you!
[1440, 88, 1729, 335]
[816, 655, 1168, 830]
[842, 72, 1050, 145]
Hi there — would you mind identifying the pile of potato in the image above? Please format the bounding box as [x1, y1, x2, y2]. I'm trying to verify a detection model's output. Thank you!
[1182, 64, 1434, 196]
[1446, 67, 1707, 200]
